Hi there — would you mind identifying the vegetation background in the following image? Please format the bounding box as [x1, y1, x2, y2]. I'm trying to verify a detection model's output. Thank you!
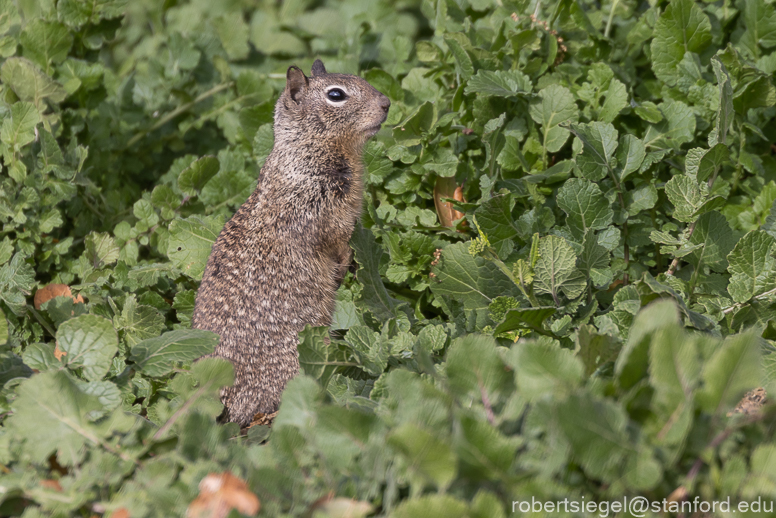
[1, 0, 776, 516]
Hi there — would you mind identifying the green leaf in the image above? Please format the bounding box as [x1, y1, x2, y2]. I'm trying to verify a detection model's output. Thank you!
[464, 69, 531, 97]
[297, 325, 337, 387]
[493, 307, 556, 335]
[616, 134, 646, 181]
[213, 12, 250, 60]
[446, 334, 511, 399]
[113, 296, 165, 347]
[0, 102, 39, 151]
[444, 37, 473, 81]
[430, 242, 520, 328]
[557, 178, 614, 238]
[650, 0, 711, 85]
[129, 329, 220, 377]
[57, 315, 118, 381]
[736, 0, 776, 57]
[0, 58, 67, 110]
[504, 339, 583, 401]
[388, 424, 457, 490]
[178, 156, 220, 195]
[473, 195, 519, 258]
[393, 101, 435, 146]
[615, 300, 681, 389]
[711, 57, 734, 145]
[84, 232, 120, 269]
[533, 235, 586, 302]
[6, 371, 107, 466]
[578, 229, 612, 288]
[698, 330, 762, 416]
[167, 215, 225, 281]
[571, 121, 618, 181]
[665, 175, 702, 222]
[19, 19, 73, 72]
[557, 392, 631, 480]
[599, 77, 628, 123]
[0, 253, 35, 316]
[351, 225, 399, 321]
[727, 231, 776, 303]
[529, 84, 578, 153]
[687, 212, 737, 274]
[391, 495, 468, 518]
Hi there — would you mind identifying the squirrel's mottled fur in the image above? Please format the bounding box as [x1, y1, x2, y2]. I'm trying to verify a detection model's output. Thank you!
[192, 60, 390, 426]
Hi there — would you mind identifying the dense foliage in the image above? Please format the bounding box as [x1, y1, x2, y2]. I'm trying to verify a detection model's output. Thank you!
[2, 0, 776, 516]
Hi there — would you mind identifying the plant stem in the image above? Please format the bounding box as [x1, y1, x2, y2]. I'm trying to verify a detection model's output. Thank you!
[604, 0, 619, 38]
[126, 82, 233, 148]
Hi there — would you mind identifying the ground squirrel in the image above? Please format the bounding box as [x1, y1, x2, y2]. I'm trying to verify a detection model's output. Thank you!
[192, 60, 390, 426]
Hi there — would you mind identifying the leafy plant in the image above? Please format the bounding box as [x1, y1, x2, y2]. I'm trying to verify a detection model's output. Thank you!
[1, 0, 776, 516]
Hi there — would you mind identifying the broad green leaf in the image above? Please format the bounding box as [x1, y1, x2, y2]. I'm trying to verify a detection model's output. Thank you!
[735, 0, 776, 57]
[391, 495, 468, 518]
[0, 253, 35, 316]
[529, 84, 578, 153]
[505, 339, 583, 401]
[651, 0, 711, 85]
[351, 225, 399, 321]
[649, 324, 699, 443]
[0, 58, 67, 110]
[393, 101, 435, 146]
[686, 143, 729, 183]
[213, 12, 250, 60]
[431, 242, 520, 328]
[727, 231, 776, 303]
[578, 229, 611, 288]
[687, 212, 737, 274]
[113, 296, 165, 347]
[625, 183, 658, 216]
[557, 392, 631, 480]
[698, 330, 762, 416]
[598, 77, 627, 123]
[129, 329, 220, 377]
[6, 371, 107, 466]
[446, 334, 511, 398]
[493, 307, 556, 335]
[616, 134, 646, 181]
[665, 175, 701, 222]
[576, 325, 620, 376]
[473, 195, 519, 258]
[19, 19, 73, 72]
[615, 300, 681, 389]
[571, 121, 618, 181]
[297, 325, 337, 387]
[343, 326, 388, 377]
[178, 156, 220, 195]
[57, 315, 118, 381]
[0, 102, 39, 150]
[388, 424, 457, 490]
[643, 100, 696, 149]
[167, 215, 225, 281]
[464, 69, 531, 97]
[533, 235, 586, 302]
[272, 375, 320, 430]
[84, 232, 119, 269]
[444, 37, 473, 81]
[557, 178, 614, 238]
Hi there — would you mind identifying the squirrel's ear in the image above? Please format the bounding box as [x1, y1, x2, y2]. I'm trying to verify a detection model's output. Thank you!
[311, 59, 327, 76]
[286, 66, 308, 104]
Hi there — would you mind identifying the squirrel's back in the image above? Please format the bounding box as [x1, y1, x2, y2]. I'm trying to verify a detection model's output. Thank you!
[192, 60, 389, 427]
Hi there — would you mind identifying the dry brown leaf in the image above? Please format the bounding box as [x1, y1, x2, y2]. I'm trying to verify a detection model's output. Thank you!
[40, 479, 62, 491]
[109, 509, 130, 518]
[54, 342, 67, 360]
[729, 387, 767, 416]
[433, 178, 467, 231]
[186, 472, 260, 518]
[34, 283, 85, 310]
[667, 485, 687, 504]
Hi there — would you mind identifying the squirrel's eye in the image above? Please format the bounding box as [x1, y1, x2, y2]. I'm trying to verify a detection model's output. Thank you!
[327, 88, 347, 102]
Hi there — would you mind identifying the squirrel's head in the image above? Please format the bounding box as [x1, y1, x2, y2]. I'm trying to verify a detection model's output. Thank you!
[275, 59, 390, 148]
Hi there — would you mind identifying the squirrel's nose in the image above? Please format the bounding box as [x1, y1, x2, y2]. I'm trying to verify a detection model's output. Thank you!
[379, 95, 390, 113]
